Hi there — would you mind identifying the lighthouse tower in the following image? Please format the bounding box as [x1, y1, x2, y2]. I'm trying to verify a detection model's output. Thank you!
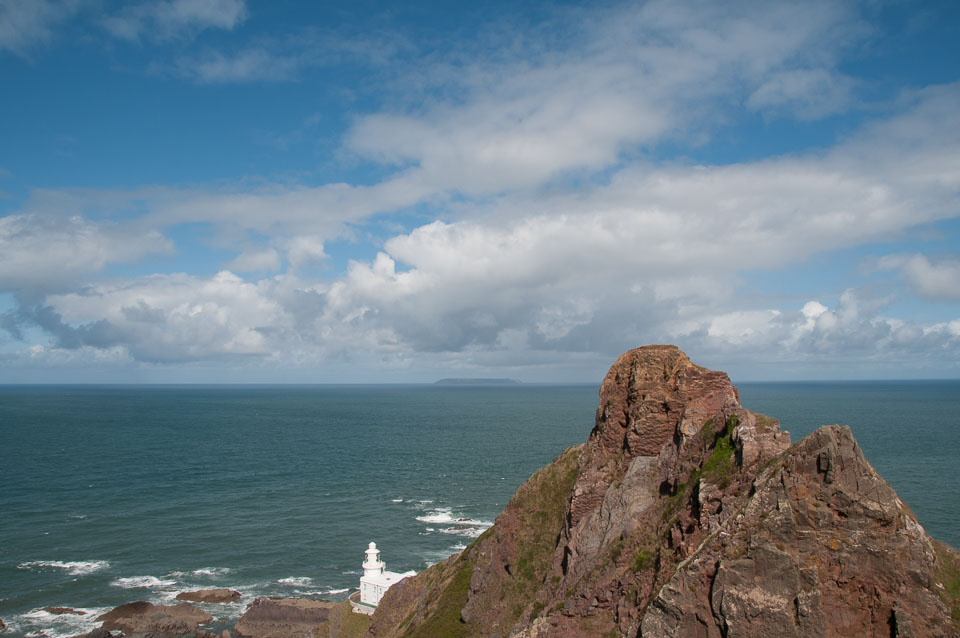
[363, 542, 385, 578]
[356, 542, 411, 612]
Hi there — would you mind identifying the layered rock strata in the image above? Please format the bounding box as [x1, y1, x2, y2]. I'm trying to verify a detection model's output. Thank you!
[176, 588, 242, 603]
[95, 600, 212, 635]
[235, 597, 337, 638]
[368, 345, 958, 638]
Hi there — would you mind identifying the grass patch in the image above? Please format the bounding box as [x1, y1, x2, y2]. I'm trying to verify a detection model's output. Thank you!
[405, 552, 477, 638]
[333, 600, 370, 638]
[753, 414, 777, 433]
[933, 540, 960, 633]
[702, 415, 738, 488]
[608, 537, 625, 564]
[631, 549, 656, 572]
[498, 445, 582, 623]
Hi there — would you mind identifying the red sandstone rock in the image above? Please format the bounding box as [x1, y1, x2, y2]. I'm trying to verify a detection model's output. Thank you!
[368, 345, 959, 638]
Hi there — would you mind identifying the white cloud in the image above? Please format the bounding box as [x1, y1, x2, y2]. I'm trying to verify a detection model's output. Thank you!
[345, 0, 864, 197]
[877, 254, 960, 301]
[5, 83, 960, 371]
[680, 290, 960, 369]
[225, 248, 282, 273]
[175, 46, 301, 82]
[0, 214, 172, 294]
[2, 1, 959, 378]
[747, 68, 855, 120]
[101, 0, 246, 41]
[46, 271, 282, 362]
[0, 0, 77, 56]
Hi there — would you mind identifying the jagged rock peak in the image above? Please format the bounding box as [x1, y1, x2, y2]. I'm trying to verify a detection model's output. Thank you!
[592, 345, 739, 458]
[367, 346, 959, 638]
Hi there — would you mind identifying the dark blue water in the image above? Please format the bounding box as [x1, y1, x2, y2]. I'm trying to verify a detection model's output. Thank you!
[0, 382, 956, 637]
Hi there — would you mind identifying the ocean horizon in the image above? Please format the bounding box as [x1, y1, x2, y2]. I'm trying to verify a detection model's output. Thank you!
[1, 381, 957, 637]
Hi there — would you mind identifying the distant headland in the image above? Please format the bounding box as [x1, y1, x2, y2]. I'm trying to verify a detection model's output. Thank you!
[433, 378, 520, 386]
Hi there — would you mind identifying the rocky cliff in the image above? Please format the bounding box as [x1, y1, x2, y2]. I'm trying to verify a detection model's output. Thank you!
[368, 345, 959, 638]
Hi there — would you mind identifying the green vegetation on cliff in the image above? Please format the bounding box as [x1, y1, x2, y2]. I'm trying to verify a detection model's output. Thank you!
[374, 446, 582, 638]
[501, 444, 582, 625]
[403, 550, 477, 638]
[934, 540, 960, 632]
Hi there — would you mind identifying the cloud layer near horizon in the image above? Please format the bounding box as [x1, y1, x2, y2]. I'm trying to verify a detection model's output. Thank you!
[1, 0, 959, 381]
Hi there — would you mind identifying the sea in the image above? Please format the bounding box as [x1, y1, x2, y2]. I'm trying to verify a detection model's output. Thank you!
[1, 381, 957, 637]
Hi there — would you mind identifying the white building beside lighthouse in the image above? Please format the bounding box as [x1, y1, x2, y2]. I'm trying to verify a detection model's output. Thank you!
[350, 542, 411, 615]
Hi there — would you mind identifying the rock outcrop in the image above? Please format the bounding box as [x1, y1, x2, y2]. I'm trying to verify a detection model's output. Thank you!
[368, 345, 959, 637]
[95, 600, 212, 635]
[42, 607, 86, 616]
[235, 597, 334, 637]
[176, 588, 242, 603]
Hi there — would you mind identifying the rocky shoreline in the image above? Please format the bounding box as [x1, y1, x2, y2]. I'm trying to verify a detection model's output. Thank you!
[60, 593, 370, 638]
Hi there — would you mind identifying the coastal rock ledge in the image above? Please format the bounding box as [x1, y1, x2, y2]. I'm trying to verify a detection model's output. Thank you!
[369, 345, 960, 638]
[176, 588, 242, 603]
[95, 601, 212, 635]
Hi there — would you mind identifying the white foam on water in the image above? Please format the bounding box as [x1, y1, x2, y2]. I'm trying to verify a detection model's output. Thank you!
[16, 606, 109, 638]
[277, 576, 312, 587]
[341, 570, 361, 575]
[415, 507, 454, 524]
[391, 498, 403, 502]
[450, 543, 467, 551]
[439, 526, 486, 538]
[192, 567, 231, 577]
[425, 527, 435, 532]
[111, 575, 177, 589]
[17, 560, 110, 576]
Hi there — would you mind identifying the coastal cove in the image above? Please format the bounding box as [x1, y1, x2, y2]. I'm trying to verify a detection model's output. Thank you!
[1, 382, 958, 637]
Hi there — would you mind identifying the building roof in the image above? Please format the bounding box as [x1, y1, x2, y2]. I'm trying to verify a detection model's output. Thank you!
[361, 569, 407, 588]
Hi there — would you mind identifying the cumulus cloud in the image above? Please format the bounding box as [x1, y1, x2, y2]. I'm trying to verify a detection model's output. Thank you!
[42, 271, 282, 362]
[877, 254, 960, 301]
[225, 248, 282, 273]
[2, 1, 959, 378]
[678, 291, 960, 373]
[345, 0, 864, 196]
[0, 214, 172, 295]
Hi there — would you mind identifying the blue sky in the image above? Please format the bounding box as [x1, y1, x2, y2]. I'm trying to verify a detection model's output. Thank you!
[1, 0, 959, 383]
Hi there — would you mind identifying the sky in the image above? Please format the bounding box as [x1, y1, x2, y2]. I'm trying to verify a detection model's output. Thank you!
[1, 0, 959, 383]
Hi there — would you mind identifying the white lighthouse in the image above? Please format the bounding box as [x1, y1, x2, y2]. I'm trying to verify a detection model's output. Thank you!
[351, 542, 411, 615]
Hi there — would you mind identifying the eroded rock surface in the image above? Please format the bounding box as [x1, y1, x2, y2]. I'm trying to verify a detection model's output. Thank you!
[42, 607, 86, 616]
[95, 600, 212, 635]
[234, 597, 336, 638]
[176, 588, 242, 603]
[368, 345, 958, 638]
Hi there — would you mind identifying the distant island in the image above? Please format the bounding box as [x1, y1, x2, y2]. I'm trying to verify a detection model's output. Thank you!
[433, 378, 520, 386]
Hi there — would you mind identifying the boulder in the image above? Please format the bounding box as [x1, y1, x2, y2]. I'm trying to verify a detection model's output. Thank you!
[42, 607, 86, 615]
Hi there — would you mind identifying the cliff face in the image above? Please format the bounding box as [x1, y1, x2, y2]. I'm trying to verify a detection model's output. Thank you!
[368, 345, 958, 638]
